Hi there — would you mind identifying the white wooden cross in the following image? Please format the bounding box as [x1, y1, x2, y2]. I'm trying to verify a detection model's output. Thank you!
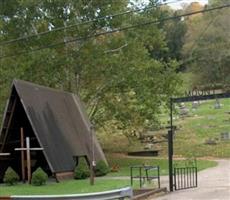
[15, 137, 43, 183]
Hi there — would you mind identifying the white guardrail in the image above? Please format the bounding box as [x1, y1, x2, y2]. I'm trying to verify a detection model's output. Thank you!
[11, 187, 133, 200]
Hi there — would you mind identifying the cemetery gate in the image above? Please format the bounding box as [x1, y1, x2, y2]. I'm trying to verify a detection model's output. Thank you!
[168, 91, 230, 192]
[173, 163, 197, 190]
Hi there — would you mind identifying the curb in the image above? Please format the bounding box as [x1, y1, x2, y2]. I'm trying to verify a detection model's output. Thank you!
[133, 188, 167, 200]
[0, 197, 11, 200]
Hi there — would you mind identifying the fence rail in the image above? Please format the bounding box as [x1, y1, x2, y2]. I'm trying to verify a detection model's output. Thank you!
[3, 187, 133, 200]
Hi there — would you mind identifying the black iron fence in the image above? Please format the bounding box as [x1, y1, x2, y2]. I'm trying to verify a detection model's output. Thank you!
[174, 166, 197, 190]
[130, 165, 160, 188]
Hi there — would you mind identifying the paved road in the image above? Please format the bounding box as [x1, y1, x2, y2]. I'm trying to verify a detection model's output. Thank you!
[153, 160, 230, 200]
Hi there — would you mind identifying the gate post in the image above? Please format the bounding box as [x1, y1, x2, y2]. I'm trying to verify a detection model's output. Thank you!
[168, 129, 174, 192]
[168, 98, 174, 192]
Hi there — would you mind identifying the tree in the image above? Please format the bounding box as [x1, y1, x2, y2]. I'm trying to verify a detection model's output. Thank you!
[182, 1, 230, 89]
[0, 0, 182, 140]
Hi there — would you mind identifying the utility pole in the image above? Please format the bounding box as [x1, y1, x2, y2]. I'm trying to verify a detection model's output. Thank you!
[90, 124, 96, 185]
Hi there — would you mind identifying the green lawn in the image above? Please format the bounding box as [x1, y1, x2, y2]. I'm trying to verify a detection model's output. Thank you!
[0, 179, 134, 196]
[106, 155, 217, 177]
[0, 156, 217, 196]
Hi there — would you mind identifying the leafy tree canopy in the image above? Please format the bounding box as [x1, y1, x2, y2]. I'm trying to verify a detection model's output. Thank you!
[0, 0, 182, 138]
[182, 0, 230, 90]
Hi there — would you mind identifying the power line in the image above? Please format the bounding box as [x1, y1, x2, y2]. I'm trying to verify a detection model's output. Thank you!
[178, 14, 220, 67]
[1, 3, 230, 60]
[0, 0, 183, 46]
[179, 15, 218, 66]
[180, 9, 222, 67]
[189, 14, 219, 55]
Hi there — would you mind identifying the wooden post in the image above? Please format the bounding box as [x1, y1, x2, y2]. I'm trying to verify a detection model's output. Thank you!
[90, 125, 95, 185]
[90, 161, 94, 185]
[20, 127, 25, 182]
[26, 137, 31, 184]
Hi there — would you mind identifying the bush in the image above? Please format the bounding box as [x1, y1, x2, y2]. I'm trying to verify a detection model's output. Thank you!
[31, 167, 48, 186]
[74, 157, 90, 179]
[95, 160, 110, 177]
[3, 167, 19, 185]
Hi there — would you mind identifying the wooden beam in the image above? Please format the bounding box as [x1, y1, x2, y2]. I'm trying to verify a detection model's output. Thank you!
[0, 137, 37, 145]
[20, 127, 25, 182]
[0, 153, 10, 156]
[26, 137, 31, 184]
[90, 125, 95, 185]
[0, 98, 17, 152]
[14, 147, 43, 152]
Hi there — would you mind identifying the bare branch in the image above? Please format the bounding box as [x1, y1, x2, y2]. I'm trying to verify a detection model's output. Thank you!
[104, 43, 128, 53]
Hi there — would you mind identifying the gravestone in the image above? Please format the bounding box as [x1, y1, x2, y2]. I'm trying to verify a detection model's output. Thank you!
[192, 101, 199, 109]
[208, 116, 216, 120]
[204, 138, 217, 145]
[144, 143, 154, 150]
[179, 103, 189, 116]
[220, 132, 230, 141]
[214, 99, 221, 109]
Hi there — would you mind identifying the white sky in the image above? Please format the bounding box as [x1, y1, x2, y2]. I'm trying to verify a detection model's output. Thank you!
[167, 0, 209, 9]
[135, 0, 209, 9]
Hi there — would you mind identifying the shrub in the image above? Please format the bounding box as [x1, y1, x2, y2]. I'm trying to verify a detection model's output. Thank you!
[31, 167, 48, 186]
[95, 160, 110, 177]
[74, 157, 90, 179]
[3, 167, 19, 185]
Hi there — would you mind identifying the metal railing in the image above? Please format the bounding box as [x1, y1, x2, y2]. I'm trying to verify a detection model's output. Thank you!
[11, 187, 133, 200]
[174, 166, 197, 190]
[130, 165, 160, 188]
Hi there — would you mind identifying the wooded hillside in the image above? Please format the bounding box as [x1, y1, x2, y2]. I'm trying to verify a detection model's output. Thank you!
[0, 0, 229, 140]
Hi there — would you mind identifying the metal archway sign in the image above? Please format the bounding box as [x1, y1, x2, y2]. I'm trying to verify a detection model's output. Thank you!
[168, 90, 230, 192]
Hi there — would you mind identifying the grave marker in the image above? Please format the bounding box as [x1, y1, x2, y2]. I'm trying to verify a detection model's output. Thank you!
[220, 132, 230, 140]
[192, 101, 199, 109]
[214, 99, 221, 109]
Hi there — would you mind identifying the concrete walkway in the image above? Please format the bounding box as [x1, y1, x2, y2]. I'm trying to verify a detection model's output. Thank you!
[153, 160, 230, 200]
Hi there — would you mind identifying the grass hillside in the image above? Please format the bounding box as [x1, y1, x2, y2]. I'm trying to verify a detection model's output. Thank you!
[101, 98, 230, 158]
[167, 98, 230, 158]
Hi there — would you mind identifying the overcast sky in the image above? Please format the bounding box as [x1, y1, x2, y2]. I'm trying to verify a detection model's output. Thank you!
[135, 0, 209, 9]
[167, 0, 209, 9]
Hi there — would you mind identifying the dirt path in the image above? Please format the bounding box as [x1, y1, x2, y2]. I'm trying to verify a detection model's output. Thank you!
[153, 159, 230, 200]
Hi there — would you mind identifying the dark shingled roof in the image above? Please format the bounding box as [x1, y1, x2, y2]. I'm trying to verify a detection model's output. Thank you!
[0, 79, 106, 174]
